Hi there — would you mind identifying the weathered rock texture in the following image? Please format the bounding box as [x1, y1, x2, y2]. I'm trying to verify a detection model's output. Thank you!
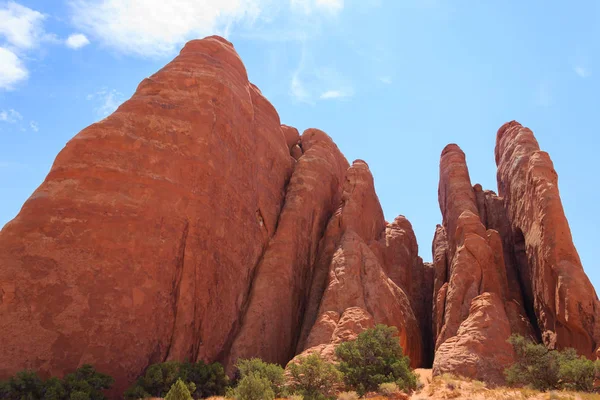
[432, 122, 599, 383]
[292, 161, 428, 368]
[0, 34, 597, 395]
[495, 121, 600, 357]
[0, 36, 430, 396]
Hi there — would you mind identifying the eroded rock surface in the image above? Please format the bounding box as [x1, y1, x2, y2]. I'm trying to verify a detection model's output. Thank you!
[292, 161, 425, 368]
[495, 121, 600, 357]
[0, 36, 430, 396]
[0, 34, 597, 396]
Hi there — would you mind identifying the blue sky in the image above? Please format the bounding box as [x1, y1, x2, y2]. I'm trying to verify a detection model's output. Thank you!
[1, 1, 599, 290]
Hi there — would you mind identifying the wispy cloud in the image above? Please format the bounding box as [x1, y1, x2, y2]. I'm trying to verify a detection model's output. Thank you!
[379, 76, 392, 84]
[291, 0, 344, 15]
[320, 89, 353, 99]
[0, 108, 22, 123]
[574, 66, 591, 78]
[0, 108, 38, 132]
[87, 89, 125, 117]
[66, 33, 90, 49]
[289, 42, 354, 104]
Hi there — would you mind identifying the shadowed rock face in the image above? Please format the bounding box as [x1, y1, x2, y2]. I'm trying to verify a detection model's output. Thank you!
[0, 36, 429, 396]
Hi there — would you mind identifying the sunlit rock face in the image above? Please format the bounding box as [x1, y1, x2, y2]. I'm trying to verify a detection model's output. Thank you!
[0, 34, 597, 396]
[0, 36, 429, 396]
[431, 121, 600, 384]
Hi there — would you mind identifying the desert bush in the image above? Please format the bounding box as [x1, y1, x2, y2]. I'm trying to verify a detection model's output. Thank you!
[378, 382, 399, 395]
[234, 358, 285, 397]
[227, 372, 274, 400]
[124, 360, 227, 399]
[336, 391, 359, 400]
[288, 354, 342, 400]
[165, 378, 193, 400]
[335, 324, 417, 395]
[505, 334, 600, 392]
[288, 395, 304, 400]
[179, 360, 228, 398]
[0, 365, 113, 400]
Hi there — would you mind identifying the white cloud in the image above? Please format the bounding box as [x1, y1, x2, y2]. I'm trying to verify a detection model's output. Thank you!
[0, 1, 46, 49]
[379, 76, 392, 84]
[291, 73, 311, 103]
[291, 0, 344, 15]
[66, 33, 90, 49]
[320, 89, 352, 99]
[574, 66, 590, 78]
[87, 88, 125, 117]
[29, 121, 38, 131]
[0, 47, 28, 89]
[315, 0, 344, 14]
[0, 2, 55, 90]
[69, 0, 265, 57]
[0, 108, 23, 123]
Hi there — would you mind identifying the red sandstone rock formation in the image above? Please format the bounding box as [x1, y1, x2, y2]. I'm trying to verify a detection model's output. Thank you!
[432, 144, 534, 383]
[433, 122, 600, 383]
[293, 161, 426, 368]
[0, 36, 429, 397]
[226, 129, 348, 369]
[0, 36, 298, 394]
[433, 292, 515, 384]
[0, 33, 598, 396]
[496, 121, 600, 357]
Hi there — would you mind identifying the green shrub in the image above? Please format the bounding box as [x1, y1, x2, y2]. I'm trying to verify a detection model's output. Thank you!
[505, 334, 600, 392]
[165, 378, 193, 400]
[1, 370, 45, 400]
[288, 354, 342, 400]
[179, 360, 228, 398]
[288, 395, 304, 400]
[124, 360, 228, 399]
[556, 347, 600, 392]
[378, 382, 399, 395]
[62, 364, 114, 400]
[235, 358, 285, 396]
[0, 365, 113, 400]
[335, 324, 417, 395]
[227, 372, 274, 400]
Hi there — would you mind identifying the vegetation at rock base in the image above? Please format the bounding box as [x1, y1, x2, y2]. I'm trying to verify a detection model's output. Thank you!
[164, 378, 193, 400]
[226, 372, 274, 400]
[505, 334, 600, 392]
[288, 353, 342, 400]
[234, 358, 286, 397]
[124, 360, 228, 399]
[0, 365, 114, 400]
[335, 324, 417, 396]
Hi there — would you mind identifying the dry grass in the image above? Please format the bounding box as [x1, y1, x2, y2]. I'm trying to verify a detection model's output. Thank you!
[409, 370, 600, 400]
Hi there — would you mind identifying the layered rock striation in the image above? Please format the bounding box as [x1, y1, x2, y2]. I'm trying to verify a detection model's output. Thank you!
[0, 36, 429, 395]
[431, 122, 600, 383]
[0, 35, 597, 396]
